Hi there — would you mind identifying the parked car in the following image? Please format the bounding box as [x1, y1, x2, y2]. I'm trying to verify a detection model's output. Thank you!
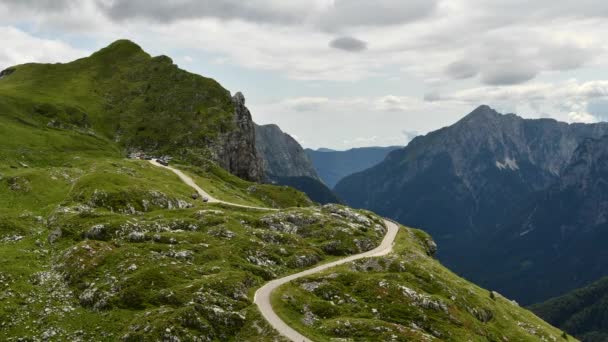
[157, 159, 169, 166]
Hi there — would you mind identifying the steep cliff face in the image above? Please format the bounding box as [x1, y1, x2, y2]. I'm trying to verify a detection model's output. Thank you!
[254, 123, 342, 204]
[211, 93, 264, 182]
[254, 123, 320, 180]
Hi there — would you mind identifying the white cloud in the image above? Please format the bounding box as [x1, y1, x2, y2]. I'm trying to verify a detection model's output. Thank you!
[438, 79, 608, 123]
[0, 26, 87, 70]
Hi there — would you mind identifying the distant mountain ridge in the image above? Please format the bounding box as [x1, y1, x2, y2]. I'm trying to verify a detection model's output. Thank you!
[255, 123, 341, 204]
[306, 146, 402, 188]
[335, 105, 608, 304]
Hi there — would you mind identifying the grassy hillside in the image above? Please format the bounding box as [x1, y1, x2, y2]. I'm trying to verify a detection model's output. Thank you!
[0, 40, 234, 163]
[0, 152, 388, 340]
[272, 225, 576, 341]
[530, 277, 608, 342]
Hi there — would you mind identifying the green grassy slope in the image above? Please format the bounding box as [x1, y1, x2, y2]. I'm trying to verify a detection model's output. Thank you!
[0, 40, 234, 162]
[272, 226, 576, 341]
[0, 153, 386, 340]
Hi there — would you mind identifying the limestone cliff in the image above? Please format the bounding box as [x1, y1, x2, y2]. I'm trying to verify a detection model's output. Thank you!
[211, 92, 264, 182]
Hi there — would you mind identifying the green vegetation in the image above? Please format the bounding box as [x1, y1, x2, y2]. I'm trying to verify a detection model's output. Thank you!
[179, 163, 312, 208]
[0, 39, 234, 163]
[272, 226, 577, 341]
[530, 276, 608, 342]
[0, 153, 386, 340]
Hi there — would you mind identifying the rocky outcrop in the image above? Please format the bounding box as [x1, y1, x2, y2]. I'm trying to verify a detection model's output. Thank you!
[255, 123, 320, 180]
[0, 67, 15, 80]
[211, 92, 264, 182]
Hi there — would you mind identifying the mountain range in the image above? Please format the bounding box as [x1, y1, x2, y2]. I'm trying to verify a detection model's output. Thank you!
[306, 146, 402, 188]
[335, 105, 608, 305]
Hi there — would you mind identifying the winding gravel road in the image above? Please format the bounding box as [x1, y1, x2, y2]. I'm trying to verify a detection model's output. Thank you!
[149, 160, 276, 211]
[149, 159, 399, 341]
[254, 219, 399, 342]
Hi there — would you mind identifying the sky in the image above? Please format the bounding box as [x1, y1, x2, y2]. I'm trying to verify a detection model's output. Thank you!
[2, 0, 608, 149]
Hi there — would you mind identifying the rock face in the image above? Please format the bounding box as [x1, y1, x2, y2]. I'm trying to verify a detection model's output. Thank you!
[306, 146, 402, 188]
[255, 123, 320, 180]
[212, 92, 264, 182]
[255, 123, 341, 204]
[335, 105, 608, 304]
[487, 135, 608, 303]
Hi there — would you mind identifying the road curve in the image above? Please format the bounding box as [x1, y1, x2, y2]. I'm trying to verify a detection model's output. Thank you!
[148, 159, 399, 341]
[254, 219, 399, 342]
[149, 160, 276, 211]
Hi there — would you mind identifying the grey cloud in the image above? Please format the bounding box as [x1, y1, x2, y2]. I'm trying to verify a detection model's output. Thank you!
[446, 60, 478, 79]
[319, 0, 439, 31]
[0, 0, 73, 11]
[329, 37, 367, 52]
[423, 92, 441, 102]
[481, 63, 538, 85]
[98, 0, 304, 24]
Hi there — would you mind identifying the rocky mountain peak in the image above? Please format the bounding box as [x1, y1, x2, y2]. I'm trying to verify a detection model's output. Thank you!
[233, 91, 246, 106]
[458, 104, 501, 123]
[212, 91, 264, 182]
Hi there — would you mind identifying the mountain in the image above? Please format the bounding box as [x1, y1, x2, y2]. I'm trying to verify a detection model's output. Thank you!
[483, 135, 608, 303]
[530, 276, 608, 342]
[0, 39, 262, 181]
[255, 124, 319, 180]
[0, 41, 570, 341]
[306, 146, 402, 188]
[335, 105, 608, 304]
[255, 123, 341, 204]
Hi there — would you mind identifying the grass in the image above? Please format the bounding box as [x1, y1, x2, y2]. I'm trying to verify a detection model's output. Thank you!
[0, 152, 384, 340]
[271, 226, 578, 342]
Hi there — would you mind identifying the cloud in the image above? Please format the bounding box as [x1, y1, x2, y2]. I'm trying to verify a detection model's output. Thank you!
[318, 0, 439, 31]
[98, 0, 313, 25]
[424, 92, 441, 102]
[568, 111, 597, 123]
[446, 60, 478, 80]
[0, 0, 73, 11]
[0, 26, 87, 70]
[480, 63, 538, 86]
[329, 36, 367, 52]
[439, 79, 608, 123]
[376, 95, 418, 112]
[283, 97, 330, 112]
